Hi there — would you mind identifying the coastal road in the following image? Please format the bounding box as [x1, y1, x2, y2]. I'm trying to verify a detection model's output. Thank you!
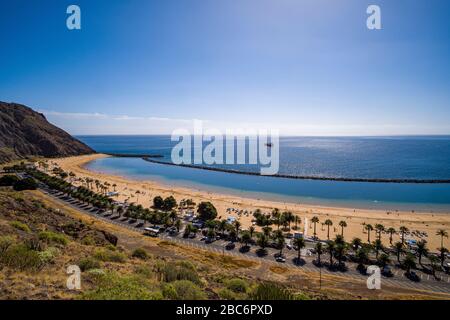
[38, 186, 450, 296]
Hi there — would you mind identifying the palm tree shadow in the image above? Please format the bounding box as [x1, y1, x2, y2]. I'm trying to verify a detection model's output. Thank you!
[293, 257, 306, 266]
[256, 248, 268, 257]
[312, 259, 323, 268]
[239, 245, 250, 253]
[323, 262, 339, 272]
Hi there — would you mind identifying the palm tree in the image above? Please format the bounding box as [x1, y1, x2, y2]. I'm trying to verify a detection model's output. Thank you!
[183, 223, 193, 238]
[262, 226, 272, 237]
[372, 239, 383, 260]
[439, 247, 449, 268]
[375, 224, 385, 241]
[377, 253, 391, 268]
[315, 242, 323, 266]
[293, 216, 300, 230]
[416, 240, 429, 266]
[387, 227, 396, 245]
[324, 219, 333, 240]
[175, 219, 182, 232]
[271, 208, 281, 230]
[219, 219, 228, 238]
[403, 253, 416, 275]
[240, 231, 252, 248]
[257, 234, 269, 253]
[249, 226, 255, 239]
[338, 220, 347, 237]
[282, 211, 294, 230]
[394, 241, 404, 264]
[356, 248, 369, 272]
[326, 241, 336, 267]
[293, 237, 305, 263]
[135, 190, 141, 202]
[233, 220, 241, 238]
[436, 229, 448, 248]
[311, 216, 319, 239]
[429, 255, 440, 279]
[365, 224, 373, 243]
[361, 222, 366, 233]
[335, 242, 347, 267]
[351, 237, 362, 251]
[399, 226, 409, 244]
[117, 206, 124, 218]
[277, 235, 285, 256]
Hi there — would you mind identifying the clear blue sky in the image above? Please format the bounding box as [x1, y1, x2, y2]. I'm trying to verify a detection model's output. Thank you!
[1, 0, 449, 135]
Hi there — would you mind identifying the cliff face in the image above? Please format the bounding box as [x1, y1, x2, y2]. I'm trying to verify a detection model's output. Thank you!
[0, 102, 94, 163]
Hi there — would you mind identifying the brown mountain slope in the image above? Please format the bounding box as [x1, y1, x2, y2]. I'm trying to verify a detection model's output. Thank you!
[0, 102, 94, 163]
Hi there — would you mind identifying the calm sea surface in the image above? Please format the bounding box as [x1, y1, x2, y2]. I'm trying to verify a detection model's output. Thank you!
[77, 135, 450, 211]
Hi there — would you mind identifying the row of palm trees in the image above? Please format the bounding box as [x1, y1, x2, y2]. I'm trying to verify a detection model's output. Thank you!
[309, 216, 448, 250]
[196, 214, 448, 278]
[253, 209, 300, 231]
[26, 168, 114, 210]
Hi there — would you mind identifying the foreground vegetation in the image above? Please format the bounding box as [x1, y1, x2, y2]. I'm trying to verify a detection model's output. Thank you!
[0, 186, 313, 300]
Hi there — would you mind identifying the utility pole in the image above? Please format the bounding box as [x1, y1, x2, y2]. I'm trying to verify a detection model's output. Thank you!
[319, 267, 322, 290]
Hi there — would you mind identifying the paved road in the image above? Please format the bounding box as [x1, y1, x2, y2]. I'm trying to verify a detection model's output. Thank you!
[38, 185, 450, 295]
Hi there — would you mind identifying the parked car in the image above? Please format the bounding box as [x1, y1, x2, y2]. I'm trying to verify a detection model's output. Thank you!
[275, 255, 286, 263]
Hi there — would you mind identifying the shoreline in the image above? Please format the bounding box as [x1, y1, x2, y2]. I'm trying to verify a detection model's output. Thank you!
[50, 154, 450, 250]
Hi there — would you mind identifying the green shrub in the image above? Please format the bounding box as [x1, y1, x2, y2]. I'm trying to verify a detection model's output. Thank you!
[105, 244, 117, 251]
[0, 236, 14, 254]
[9, 221, 31, 233]
[86, 268, 106, 277]
[132, 248, 148, 260]
[81, 272, 163, 300]
[79, 257, 101, 271]
[38, 231, 68, 246]
[169, 280, 206, 300]
[218, 288, 237, 300]
[158, 262, 201, 284]
[81, 236, 96, 246]
[0, 175, 19, 186]
[0, 244, 44, 271]
[134, 265, 154, 278]
[37, 247, 59, 264]
[226, 278, 248, 293]
[161, 283, 178, 299]
[250, 283, 295, 300]
[94, 248, 127, 263]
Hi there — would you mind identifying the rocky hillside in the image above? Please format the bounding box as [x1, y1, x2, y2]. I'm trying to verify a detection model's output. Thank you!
[0, 102, 94, 163]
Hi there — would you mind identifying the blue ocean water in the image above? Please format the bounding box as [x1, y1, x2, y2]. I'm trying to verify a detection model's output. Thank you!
[77, 135, 450, 210]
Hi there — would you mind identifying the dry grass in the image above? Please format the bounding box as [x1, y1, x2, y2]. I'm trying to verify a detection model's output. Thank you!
[269, 265, 289, 274]
[23, 190, 450, 300]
